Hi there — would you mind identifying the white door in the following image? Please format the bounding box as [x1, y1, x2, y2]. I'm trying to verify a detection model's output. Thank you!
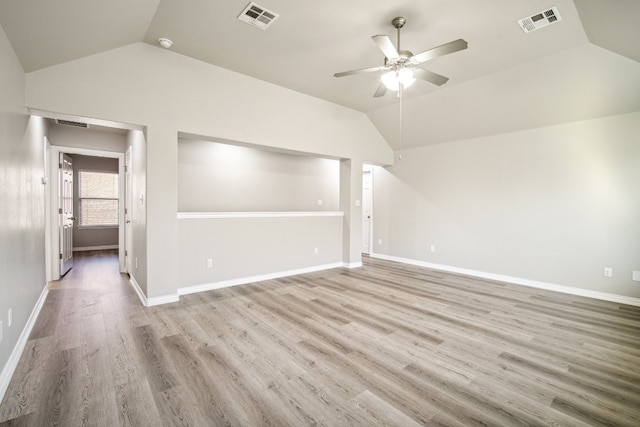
[59, 153, 74, 275]
[125, 147, 133, 274]
[362, 169, 373, 254]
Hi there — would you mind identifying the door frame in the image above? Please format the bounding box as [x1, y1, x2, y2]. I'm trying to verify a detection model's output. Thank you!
[125, 146, 133, 275]
[48, 145, 126, 279]
[362, 166, 374, 255]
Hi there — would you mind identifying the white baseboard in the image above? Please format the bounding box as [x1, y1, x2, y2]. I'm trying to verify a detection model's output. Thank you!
[129, 275, 147, 306]
[129, 275, 179, 307]
[370, 253, 640, 307]
[0, 283, 49, 404]
[343, 261, 363, 269]
[147, 294, 180, 307]
[73, 245, 118, 252]
[179, 262, 345, 296]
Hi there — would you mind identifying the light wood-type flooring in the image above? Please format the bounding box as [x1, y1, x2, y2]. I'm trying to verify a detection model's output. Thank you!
[1, 250, 639, 426]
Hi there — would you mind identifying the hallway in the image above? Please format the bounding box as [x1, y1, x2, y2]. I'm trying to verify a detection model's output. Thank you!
[0, 250, 146, 425]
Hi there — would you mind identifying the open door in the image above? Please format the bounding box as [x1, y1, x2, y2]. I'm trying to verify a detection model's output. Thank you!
[59, 153, 74, 275]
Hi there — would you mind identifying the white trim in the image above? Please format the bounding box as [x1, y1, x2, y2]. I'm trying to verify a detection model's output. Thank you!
[343, 261, 363, 269]
[129, 275, 147, 306]
[73, 245, 119, 252]
[0, 284, 49, 403]
[147, 294, 180, 307]
[179, 262, 345, 296]
[177, 211, 344, 219]
[370, 253, 640, 307]
[129, 275, 179, 307]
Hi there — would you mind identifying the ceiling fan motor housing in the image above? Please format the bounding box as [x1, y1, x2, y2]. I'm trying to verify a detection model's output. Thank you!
[392, 17, 406, 29]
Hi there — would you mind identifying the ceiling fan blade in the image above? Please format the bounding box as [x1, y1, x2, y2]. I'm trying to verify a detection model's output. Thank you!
[334, 65, 386, 78]
[372, 35, 399, 60]
[411, 39, 468, 64]
[413, 68, 449, 86]
[373, 83, 387, 98]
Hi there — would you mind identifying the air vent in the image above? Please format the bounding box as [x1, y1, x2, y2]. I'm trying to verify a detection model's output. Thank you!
[518, 7, 561, 33]
[56, 119, 88, 128]
[238, 2, 279, 30]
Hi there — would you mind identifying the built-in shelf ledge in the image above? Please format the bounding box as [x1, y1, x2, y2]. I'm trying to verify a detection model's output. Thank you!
[177, 211, 344, 219]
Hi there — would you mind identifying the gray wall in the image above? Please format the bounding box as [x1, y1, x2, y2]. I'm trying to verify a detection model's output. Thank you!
[25, 43, 393, 298]
[372, 111, 640, 299]
[127, 130, 148, 294]
[0, 26, 47, 390]
[178, 215, 343, 288]
[177, 138, 343, 288]
[71, 154, 119, 250]
[178, 138, 340, 212]
[48, 123, 126, 153]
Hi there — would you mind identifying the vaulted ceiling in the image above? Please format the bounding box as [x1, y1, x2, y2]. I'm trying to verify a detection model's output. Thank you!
[1, 0, 639, 149]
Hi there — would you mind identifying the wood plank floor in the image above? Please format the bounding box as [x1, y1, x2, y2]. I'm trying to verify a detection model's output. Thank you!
[1, 250, 639, 426]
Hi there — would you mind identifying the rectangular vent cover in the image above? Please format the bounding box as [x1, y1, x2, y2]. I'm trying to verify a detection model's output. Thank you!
[56, 119, 88, 128]
[238, 2, 279, 30]
[518, 7, 561, 33]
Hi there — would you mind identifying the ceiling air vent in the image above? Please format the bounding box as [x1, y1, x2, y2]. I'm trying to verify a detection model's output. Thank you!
[56, 119, 88, 128]
[518, 7, 561, 33]
[238, 2, 279, 30]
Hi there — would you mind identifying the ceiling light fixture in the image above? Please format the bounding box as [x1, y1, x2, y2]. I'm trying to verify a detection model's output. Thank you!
[158, 38, 173, 49]
[381, 68, 416, 91]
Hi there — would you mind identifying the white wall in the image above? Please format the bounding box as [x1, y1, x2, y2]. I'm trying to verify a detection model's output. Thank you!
[178, 138, 340, 212]
[0, 25, 47, 397]
[372, 111, 640, 299]
[25, 43, 393, 299]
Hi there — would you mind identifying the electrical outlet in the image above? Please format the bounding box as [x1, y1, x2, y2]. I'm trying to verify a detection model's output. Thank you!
[317, 199, 323, 206]
[430, 245, 436, 253]
[633, 271, 640, 282]
[135, 258, 139, 269]
[603, 267, 613, 278]
[378, 238, 382, 245]
[8, 308, 12, 328]
[207, 259, 213, 268]
[314, 247, 319, 255]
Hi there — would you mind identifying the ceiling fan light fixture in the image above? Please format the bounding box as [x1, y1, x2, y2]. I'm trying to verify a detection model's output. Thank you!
[381, 68, 416, 91]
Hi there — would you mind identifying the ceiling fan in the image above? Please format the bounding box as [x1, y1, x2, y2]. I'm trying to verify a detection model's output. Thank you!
[334, 17, 468, 97]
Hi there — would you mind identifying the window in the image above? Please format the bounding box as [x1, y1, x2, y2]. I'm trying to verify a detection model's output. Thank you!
[78, 170, 119, 226]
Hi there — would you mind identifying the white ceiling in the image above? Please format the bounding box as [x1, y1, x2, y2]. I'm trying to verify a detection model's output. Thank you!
[1, 0, 639, 149]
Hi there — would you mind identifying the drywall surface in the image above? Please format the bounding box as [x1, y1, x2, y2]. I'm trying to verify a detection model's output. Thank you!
[373, 111, 640, 298]
[25, 43, 392, 298]
[178, 138, 340, 212]
[127, 129, 148, 295]
[0, 25, 47, 393]
[48, 123, 126, 153]
[177, 215, 343, 288]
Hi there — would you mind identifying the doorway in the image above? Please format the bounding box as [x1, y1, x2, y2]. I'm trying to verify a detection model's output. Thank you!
[48, 146, 126, 280]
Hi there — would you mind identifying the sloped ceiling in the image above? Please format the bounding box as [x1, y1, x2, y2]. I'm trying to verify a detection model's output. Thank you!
[0, 0, 638, 149]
